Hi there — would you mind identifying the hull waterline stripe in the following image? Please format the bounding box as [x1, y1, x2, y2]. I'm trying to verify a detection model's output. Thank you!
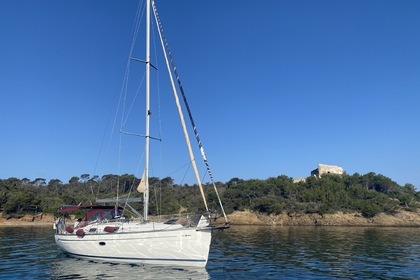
[65, 252, 206, 263]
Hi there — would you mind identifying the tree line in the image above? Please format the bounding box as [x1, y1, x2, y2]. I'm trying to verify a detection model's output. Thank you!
[1, 172, 419, 219]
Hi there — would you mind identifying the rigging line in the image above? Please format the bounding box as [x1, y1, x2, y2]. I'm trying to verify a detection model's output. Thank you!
[91, 109, 113, 199]
[109, 0, 145, 150]
[159, 181, 162, 220]
[153, 182, 160, 218]
[117, 1, 145, 204]
[109, 60, 128, 152]
[151, 9, 163, 148]
[123, 6, 159, 129]
[179, 163, 192, 188]
[164, 160, 193, 180]
[117, 72, 129, 203]
[201, 170, 208, 186]
[122, 72, 146, 128]
[120, 12, 146, 129]
[92, 2, 145, 201]
[135, 145, 145, 182]
[95, 179, 101, 203]
[152, 1, 228, 223]
[122, 178, 136, 218]
[150, 14, 165, 188]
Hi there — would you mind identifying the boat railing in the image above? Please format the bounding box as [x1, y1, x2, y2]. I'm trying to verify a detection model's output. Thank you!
[55, 215, 130, 235]
[150, 212, 209, 227]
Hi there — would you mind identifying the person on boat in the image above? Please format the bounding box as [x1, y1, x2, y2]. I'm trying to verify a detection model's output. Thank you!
[53, 218, 63, 233]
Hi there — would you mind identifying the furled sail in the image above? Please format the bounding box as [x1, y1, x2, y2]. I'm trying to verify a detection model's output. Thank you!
[137, 170, 146, 193]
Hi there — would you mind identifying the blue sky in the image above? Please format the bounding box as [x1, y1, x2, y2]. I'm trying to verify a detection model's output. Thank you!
[1, 0, 419, 188]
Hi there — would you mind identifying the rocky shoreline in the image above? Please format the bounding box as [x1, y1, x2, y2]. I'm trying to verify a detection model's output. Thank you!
[0, 213, 56, 226]
[1, 210, 420, 227]
[223, 209, 420, 227]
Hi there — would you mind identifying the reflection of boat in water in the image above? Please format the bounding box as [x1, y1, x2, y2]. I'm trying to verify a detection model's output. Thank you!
[53, 0, 229, 268]
[50, 256, 210, 280]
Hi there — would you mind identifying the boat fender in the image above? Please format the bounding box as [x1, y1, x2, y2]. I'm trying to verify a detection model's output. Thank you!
[66, 227, 74, 234]
[76, 229, 85, 237]
[104, 226, 116, 233]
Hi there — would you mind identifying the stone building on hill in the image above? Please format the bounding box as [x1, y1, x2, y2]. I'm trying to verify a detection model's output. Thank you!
[311, 163, 344, 178]
[293, 163, 344, 183]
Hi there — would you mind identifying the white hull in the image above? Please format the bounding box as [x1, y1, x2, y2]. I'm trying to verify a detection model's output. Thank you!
[55, 222, 212, 267]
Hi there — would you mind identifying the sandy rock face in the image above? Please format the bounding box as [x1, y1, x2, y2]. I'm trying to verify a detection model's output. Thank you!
[0, 212, 56, 225]
[33, 213, 56, 223]
[224, 210, 420, 226]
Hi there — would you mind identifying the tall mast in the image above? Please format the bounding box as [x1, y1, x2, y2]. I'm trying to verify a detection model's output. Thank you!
[144, 0, 151, 221]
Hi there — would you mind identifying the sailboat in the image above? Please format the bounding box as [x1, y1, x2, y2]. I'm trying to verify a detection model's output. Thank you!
[54, 0, 229, 267]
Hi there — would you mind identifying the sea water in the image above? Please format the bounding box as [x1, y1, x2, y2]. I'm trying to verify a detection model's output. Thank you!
[0, 225, 419, 279]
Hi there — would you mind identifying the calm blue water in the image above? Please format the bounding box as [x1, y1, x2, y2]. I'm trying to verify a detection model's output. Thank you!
[0, 225, 419, 279]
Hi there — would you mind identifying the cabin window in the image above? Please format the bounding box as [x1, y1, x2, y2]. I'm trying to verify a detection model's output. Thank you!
[103, 210, 114, 220]
[88, 213, 100, 223]
[99, 242, 106, 246]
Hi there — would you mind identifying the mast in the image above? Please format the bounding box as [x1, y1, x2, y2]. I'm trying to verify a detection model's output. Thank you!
[144, 0, 151, 221]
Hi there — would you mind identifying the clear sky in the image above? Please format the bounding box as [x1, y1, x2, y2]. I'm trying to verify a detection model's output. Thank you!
[1, 0, 419, 188]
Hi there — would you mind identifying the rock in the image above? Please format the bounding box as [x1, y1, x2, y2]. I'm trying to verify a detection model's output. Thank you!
[224, 210, 420, 227]
[33, 213, 55, 223]
[0, 212, 56, 226]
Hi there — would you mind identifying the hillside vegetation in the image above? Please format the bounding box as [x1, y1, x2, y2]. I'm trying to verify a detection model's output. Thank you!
[1, 172, 419, 219]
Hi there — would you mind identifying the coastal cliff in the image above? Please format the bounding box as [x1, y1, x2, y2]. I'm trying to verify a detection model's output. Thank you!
[224, 210, 420, 226]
